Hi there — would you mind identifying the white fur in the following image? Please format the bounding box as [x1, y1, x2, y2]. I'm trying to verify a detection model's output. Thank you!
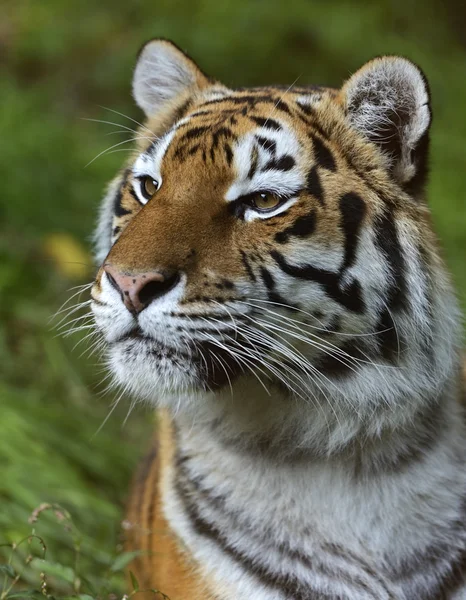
[132, 127, 179, 204]
[133, 41, 197, 117]
[344, 57, 431, 182]
[93, 174, 122, 264]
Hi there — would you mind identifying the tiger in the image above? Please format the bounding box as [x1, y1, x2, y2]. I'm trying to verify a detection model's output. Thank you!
[89, 39, 466, 599]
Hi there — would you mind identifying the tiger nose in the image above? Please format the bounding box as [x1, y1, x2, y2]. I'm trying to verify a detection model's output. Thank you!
[104, 264, 181, 314]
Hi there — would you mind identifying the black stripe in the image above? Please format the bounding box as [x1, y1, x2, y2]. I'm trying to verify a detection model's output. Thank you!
[214, 94, 274, 105]
[250, 116, 282, 131]
[275, 210, 316, 244]
[259, 266, 275, 290]
[312, 135, 336, 172]
[114, 171, 131, 217]
[306, 166, 324, 205]
[339, 192, 366, 271]
[259, 266, 293, 306]
[373, 209, 408, 312]
[179, 126, 211, 142]
[263, 154, 295, 172]
[211, 126, 234, 149]
[314, 340, 365, 378]
[172, 99, 192, 122]
[271, 250, 365, 313]
[375, 309, 399, 363]
[240, 250, 256, 282]
[403, 130, 430, 199]
[295, 104, 329, 139]
[296, 101, 314, 116]
[248, 146, 259, 179]
[174, 143, 196, 160]
[416, 244, 435, 364]
[223, 143, 233, 165]
[189, 109, 212, 117]
[321, 542, 395, 599]
[255, 135, 277, 154]
[128, 185, 140, 205]
[274, 98, 292, 114]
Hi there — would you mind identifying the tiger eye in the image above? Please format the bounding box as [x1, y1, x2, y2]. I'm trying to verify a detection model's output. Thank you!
[252, 192, 281, 211]
[141, 176, 158, 200]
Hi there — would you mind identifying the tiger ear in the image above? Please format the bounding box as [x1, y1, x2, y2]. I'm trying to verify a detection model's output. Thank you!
[341, 56, 431, 194]
[133, 39, 213, 117]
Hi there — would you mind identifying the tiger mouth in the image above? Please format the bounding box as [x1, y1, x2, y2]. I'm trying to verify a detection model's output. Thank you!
[114, 328, 192, 361]
[112, 327, 258, 389]
[116, 328, 157, 344]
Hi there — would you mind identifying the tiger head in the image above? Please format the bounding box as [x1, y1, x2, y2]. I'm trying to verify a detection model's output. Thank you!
[91, 40, 460, 444]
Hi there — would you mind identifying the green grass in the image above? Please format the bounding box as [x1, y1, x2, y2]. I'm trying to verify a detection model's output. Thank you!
[1, 1, 465, 597]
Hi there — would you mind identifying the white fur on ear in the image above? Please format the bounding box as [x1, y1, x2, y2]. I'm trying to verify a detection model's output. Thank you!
[133, 39, 209, 117]
[342, 57, 431, 185]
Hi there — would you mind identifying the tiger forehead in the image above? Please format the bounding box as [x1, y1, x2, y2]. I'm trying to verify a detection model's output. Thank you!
[141, 88, 338, 183]
[171, 87, 331, 144]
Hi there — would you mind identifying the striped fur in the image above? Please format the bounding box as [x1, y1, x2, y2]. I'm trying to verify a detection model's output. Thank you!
[89, 40, 466, 599]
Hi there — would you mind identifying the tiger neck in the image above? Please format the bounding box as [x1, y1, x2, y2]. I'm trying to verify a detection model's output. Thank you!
[170, 344, 463, 466]
[162, 360, 466, 596]
[165, 374, 465, 546]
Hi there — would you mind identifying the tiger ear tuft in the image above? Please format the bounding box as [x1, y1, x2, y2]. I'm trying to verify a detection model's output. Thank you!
[133, 39, 212, 117]
[341, 56, 431, 194]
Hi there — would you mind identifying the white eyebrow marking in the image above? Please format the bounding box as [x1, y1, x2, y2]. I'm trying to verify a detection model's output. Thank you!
[225, 127, 305, 202]
[131, 123, 186, 203]
[133, 127, 178, 181]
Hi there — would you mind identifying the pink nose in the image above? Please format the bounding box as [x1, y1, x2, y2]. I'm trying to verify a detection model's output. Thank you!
[104, 264, 180, 314]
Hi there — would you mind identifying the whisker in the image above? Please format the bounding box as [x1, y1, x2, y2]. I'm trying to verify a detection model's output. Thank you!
[241, 300, 401, 371]
[91, 385, 129, 439]
[197, 327, 272, 396]
[236, 320, 347, 422]
[98, 105, 156, 136]
[49, 284, 92, 323]
[82, 117, 140, 135]
[56, 312, 93, 333]
[52, 300, 93, 327]
[245, 298, 393, 339]
[84, 135, 156, 168]
[201, 311, 318, 404]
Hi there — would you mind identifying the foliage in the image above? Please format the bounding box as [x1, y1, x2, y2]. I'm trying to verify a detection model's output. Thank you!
[1, 0, 465, 597]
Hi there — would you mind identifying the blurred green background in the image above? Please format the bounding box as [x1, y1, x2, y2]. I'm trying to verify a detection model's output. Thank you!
[1, 0, 465, 597]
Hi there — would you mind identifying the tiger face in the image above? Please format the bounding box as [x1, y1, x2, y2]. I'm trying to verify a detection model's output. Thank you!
[91, 40, 457, 424]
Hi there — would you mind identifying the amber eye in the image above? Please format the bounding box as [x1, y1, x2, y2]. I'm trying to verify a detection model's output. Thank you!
[139, 176, 159, 201]
[250, 192, 282, 211]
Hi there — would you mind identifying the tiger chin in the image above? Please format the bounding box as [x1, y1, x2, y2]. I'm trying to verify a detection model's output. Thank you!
[90, 39, 466, 599]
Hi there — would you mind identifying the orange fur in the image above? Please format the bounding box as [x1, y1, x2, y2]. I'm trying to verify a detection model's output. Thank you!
[125, 412, 218, 600]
